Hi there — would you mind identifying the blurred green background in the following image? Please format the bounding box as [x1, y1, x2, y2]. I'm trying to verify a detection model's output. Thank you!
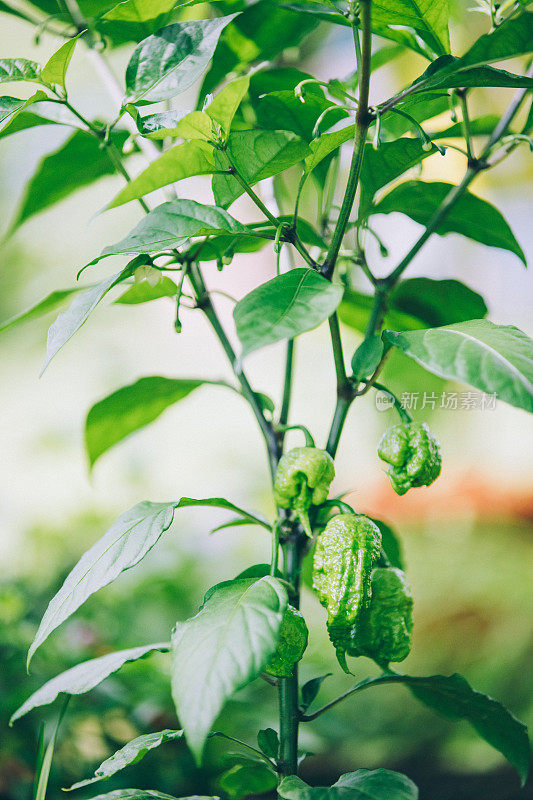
[1, 4, 532, 800]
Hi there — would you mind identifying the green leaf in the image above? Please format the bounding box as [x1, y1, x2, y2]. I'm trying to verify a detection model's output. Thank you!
[257, 728, 279, 759]
[371, 0, 450, 56]
[102, 0, 181, 23]
[278, 769, 419, 799]
[76, 793, 186, 800]
[175, 497, 269, 529]
[0, 100, 86, 139]
[95, 199, 248, 262]
[457, 11, 533, 68]
[304, 124, 355, 174]
[234, 268, 343, 357]
[219, 759, 277, 799]
[339, 289, 424, 334]
[369, 518, 404, 570]
[86, 376, 205, 466]
[373, 181, 526, 264]
[0, 91, 49, 132]
[347, 673, 530, 786]
[41, 270, 128, 374]
[11, 130, 130, 231]
[115, 276, 177, 304]
[67, 730, 184, 790]
[27, 502, 177, 666]
[107, 141, 216, 209]
[420, 62, 533, 91]
[351, 336, 384, 382]
[40, 36, 79, 89]
[34, 700, 69, 800]
[0, 287, 86, 333]
[381, 92, 449, 138]
[124, 16, 238, 104]
[171, 576, 288, 762]
[0, 58, 42, 84]
[390, 278, 488, 328]
[212, 129, 311, 208]
[148, 75, 251, 141]
[360, 139, 439, 215]
[207, 74, 250, 133]
[11, 644, 170, 723]
[300, 674, 331, 712]
[200, 0, 317, 100]
[432, 114, 500, 140]
[383, 320, 533, 413]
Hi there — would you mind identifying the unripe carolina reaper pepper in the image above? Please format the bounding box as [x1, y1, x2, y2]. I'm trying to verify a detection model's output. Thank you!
[265, 605, 308, 678]
[346, 566, 413, 665]
[274, 447, 335, 536]
[312, 514, 382, 653]
[378, 422, 441, 495]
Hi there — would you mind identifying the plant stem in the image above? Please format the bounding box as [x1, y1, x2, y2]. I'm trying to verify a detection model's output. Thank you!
[329, 313, 347, 386]
[278, 538, 302, 777]
[325, 394, 351, 457]
[322, 1, 372, 279]
[279, 339, 295, 426]
[384, 167, 477, 286]
[458, 90, 474, 160]
[187, 263, 280, 479]
[222, 151, 316, 268]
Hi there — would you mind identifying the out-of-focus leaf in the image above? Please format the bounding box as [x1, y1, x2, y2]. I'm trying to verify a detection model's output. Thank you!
[373, 181, 526, 264]
[67, 730, 184, 790]
[85, 376, 205, 466]
[0, 91, 48, 132]
[390, 278, 487, 329]
[200, 0, 317, 99]
[115, 276, 177, 304]
[0, 58, 42, 84]
[124, 16, 238, 104]
[0, 287, 86, 333]
[27, 502, 178, 665]
[11, 130, 129, 231]
[345, 673, 530, 786]
[384, 320, 533, 413]
[11, 644, 170, 722]
[360, 139, 439, 214]
[41, 269, 129, 374]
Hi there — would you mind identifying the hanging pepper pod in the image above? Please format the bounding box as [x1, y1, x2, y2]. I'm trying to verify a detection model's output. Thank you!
[274, 447, 335, 536]
[312, 514, 382, 657]
[346, 566, 413, 665]
[378, 421, 441, 495]
[265, 605, 308, 678]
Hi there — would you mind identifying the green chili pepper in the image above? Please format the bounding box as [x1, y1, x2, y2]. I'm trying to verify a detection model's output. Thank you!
[312, 514, 382, 653]
[377, 422, 441, 495]
[265, 605, 308, 678]
[274, 447, 335, 536]
[346, 566, 413, 665]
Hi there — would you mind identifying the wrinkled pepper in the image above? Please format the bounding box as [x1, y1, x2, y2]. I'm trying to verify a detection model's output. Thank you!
[266, 605, 309, 678]
[378, 422, 441, 495]
[346, 566, 413, 665]
[312, 514, 382, 653]
[274, 447, 335, 536]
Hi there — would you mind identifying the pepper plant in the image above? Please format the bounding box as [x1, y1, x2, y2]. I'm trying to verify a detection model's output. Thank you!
[4, 0, 533, 797]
